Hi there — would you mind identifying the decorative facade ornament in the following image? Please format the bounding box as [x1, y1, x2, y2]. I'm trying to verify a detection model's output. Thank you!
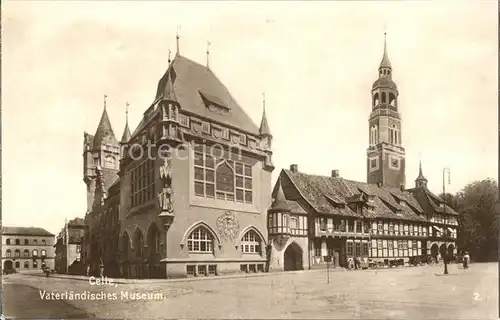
[216, 211, 240, 240]
[157, 158, 174, 214]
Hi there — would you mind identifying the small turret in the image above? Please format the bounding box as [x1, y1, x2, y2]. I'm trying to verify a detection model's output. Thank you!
[415, 161, 428, 188]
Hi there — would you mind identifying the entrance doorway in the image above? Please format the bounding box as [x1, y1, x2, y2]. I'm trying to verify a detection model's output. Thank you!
[4, 260, 13, 270]
[283, 242, 303, 271]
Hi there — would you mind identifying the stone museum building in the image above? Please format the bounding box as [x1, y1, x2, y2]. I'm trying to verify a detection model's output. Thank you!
[2, 226, 56, 273]
[266, 36, 459, 271]
[83, 35, 273, 278]
[54, 217, 85, 274]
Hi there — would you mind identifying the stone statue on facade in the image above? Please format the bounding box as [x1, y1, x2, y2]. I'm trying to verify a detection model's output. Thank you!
[158, 158, 174, 214]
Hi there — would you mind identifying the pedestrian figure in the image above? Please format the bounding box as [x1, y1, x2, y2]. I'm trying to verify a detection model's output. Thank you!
[86, 265, 90, 277]
[463, 251, 470, 270]
[100, 258, 104, 277]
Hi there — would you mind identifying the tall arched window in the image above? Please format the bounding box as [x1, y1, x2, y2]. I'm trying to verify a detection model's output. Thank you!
[24, 261, 29, 268]
[41, 239, 46, 245]
[389, 92, 396, 106]
[15, 239, 20, 245]
[32, 249, 38, 257]
[6, 249, 11, 258]
[41, 249, 47, 257]
[24, 249, 30, 257]
[373, 93, 379, 106]
[389, 124, 399, 145]
[240, 230, 262, 254]
[15, 250, 20, 258]
[370, 125, 378, 146]
[187, 227, 214, 253]
[15, 261, 20, 268]
[381, 92, 387, 104]
[6, 239, 10, 245]
[24, 239, 29, 245]
[33, 239, 38, 245]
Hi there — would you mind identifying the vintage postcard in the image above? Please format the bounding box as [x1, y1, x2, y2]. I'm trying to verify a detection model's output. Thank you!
[1, 1, 498, 319]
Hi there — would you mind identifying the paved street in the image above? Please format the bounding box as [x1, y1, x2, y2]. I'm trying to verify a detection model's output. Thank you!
[3, 263, 498, 319]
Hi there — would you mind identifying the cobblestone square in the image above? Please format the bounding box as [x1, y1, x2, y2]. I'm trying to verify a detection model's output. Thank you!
[4, 263, 497, 319]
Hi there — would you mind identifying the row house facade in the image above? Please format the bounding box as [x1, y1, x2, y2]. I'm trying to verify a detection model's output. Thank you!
[267, 165, 458, 271]
[82, 36, 274, 278]
[2, 227, 55, 273]
[54, 217, 85, 274]
[266, 35, 458, 271]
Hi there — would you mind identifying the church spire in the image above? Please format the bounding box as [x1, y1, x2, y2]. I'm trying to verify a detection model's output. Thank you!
[379, 31, 392, 71]
[93, 98, 117, 150]
[120, 102, 131, 144]
[259, 93, 272, 137]
[415, 160, 428, 188]
[176, 25, 181, 56]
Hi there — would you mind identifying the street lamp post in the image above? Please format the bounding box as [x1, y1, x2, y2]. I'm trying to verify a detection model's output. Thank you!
[442, 167, 451, 275]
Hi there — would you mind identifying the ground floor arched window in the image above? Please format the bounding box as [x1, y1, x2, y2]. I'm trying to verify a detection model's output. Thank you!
[187, 227, 214, 253]
[240, 230, 261, 254]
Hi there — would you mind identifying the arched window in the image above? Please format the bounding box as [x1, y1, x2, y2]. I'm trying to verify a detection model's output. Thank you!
[24, 249, 30, 257]
[6, 239, 10, 245]
[215, 161, 235, 200]
[15, 250, 20, 258]
[373, 93, 379, 106]
[240, 230, 262, 254]
[6, 249, 11, 258]
[41, 249, 47, 257]
[370, 125, 378, 146]
[187, 227, 214, 253]
[32, 249, 38, 257]
[33, 239, 38, 245]
[381, 92, 387, 104]
[41, 239, 46, 245]
[24, 239, 29, 245]
[15, 239, 20, 245]
[389, 92, 396, 106]
[24, 261, 29, 268]
[15, 261, 20, 268]
[134, 230, 144, 258]
[33, 261, 38, 268]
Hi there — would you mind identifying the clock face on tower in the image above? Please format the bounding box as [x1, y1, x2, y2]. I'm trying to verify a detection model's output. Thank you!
[391, 157, 399, 168]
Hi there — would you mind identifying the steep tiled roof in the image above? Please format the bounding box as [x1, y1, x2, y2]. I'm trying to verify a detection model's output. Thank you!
[286, 200, 307, 214]
[2, 226, 54, 236]
[426, 189, 459, 215]
[102, 169, 119, 191]
[281, 169, 426, 222]
[68, 218, 85, 227]
[283, 170, 362, 218]
[154, 55, 260, 135]
[93, 108, 118, 150]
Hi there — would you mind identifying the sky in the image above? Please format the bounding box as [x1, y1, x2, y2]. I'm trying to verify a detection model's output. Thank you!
[2, 1, 497, 235]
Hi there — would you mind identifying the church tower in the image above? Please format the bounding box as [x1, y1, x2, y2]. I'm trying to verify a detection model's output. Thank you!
[366, 33, 406, 188]
[83, 95, 120, 212]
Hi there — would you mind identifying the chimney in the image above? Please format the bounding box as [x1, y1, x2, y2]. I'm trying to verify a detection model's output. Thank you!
[290, 164, 298, 173]
[331, 170, 340, 178]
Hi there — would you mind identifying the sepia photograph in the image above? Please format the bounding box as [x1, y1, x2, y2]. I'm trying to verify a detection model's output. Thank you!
[1, 1, 498, 319]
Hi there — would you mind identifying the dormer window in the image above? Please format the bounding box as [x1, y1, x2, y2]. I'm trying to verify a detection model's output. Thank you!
[199, 91, 230, 115]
